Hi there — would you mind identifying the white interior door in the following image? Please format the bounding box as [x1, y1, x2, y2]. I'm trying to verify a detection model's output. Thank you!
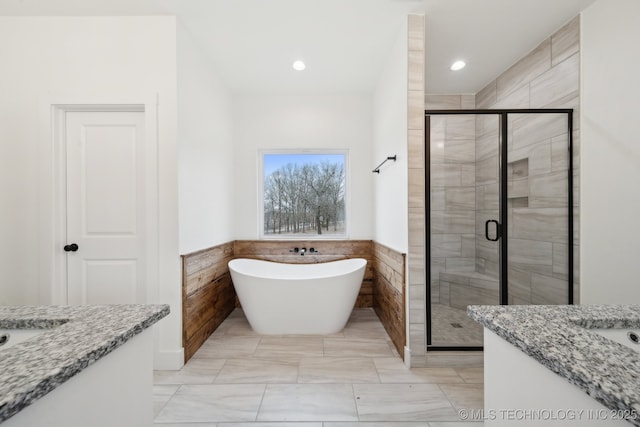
[65, 111, 146, 305]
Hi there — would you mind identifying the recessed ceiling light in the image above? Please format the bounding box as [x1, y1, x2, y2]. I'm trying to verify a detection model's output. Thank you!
[450, 60, 466, 71]
[292, 60, 306, 71]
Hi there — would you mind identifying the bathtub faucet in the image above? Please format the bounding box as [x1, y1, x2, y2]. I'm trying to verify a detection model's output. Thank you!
[300, 247, 306, 255]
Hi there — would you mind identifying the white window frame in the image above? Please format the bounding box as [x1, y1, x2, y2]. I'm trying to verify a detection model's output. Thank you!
[258, 149, 350, 240]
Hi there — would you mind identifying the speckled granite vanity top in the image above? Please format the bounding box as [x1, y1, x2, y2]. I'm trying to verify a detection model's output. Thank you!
[469, 305, 640, 425]
[0, 304, 169, 423]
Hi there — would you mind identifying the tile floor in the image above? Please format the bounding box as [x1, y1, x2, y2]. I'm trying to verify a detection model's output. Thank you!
[430, 304, 484, 347]
[153, 308, 484, 426]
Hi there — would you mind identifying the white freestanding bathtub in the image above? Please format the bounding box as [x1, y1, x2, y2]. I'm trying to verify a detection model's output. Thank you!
[228, 258, 367, 335]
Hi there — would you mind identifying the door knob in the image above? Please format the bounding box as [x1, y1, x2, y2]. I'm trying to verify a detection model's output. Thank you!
[63, 243, 79, 252]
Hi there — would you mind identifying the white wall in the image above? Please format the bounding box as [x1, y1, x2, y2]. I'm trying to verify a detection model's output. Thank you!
[177, 23, 234, 254]
[581, 0, 640, 303]
[372, 21, 409, 253]
[0, 17, 182, 368]
[232, 95, 374, 240]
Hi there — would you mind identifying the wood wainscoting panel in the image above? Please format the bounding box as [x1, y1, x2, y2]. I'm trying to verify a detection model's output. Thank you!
[182, 241, 236, 363]
[373, 242, 407, 358]
[234, 240, 374, 307]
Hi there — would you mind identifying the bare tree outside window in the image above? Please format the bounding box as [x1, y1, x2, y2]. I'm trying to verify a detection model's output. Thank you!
[263, 153, 346, 237]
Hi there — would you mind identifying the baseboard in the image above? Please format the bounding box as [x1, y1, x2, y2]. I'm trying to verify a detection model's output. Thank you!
[404, 346, 412, 368]
[153, 348, 184, 371]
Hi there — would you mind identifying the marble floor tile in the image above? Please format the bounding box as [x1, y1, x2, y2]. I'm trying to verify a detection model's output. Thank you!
[323, 338, 395, 358]
[192, 336, 261, 359]
[215, 424, 321, 427]
[257, 384, 358, 422]
[153, 384, 180, 418]
[154, 358, 226, 384]
[353, 384, 459, 422]
[153, 424, 218, 427]
[298, 357, 380, 383]
[214, 358, 298, 384]
[325, 423, 428, 426]
[438, 383, 484, 410]
[428, 423, 484, 427]
[454, 368, 484, 384]
[374, 358, 464, 384]
[253, 337, 324, 359]
[155, 384, 265, 423]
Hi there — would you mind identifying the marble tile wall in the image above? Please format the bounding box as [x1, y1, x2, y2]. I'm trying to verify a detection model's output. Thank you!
[407, 14, 426, 365]
[426, 95, 477, 308]
[475, 15, 580, 305]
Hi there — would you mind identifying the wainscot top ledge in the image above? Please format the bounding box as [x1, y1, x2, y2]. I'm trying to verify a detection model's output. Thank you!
[468, 304, 640, 426]
[0, 304, 170, 423]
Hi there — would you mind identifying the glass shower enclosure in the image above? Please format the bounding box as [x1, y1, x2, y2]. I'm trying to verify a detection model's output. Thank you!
[426, 109, 574, 349]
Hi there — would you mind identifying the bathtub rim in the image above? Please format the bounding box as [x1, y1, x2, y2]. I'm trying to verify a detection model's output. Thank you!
[228, 257, 367, 281]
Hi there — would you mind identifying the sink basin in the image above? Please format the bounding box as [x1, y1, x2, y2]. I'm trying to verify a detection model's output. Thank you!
[593, 328, 640, 351]
[0, 329, 44, 350]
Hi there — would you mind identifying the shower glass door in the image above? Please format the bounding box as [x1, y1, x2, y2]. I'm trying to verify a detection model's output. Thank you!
[427, 112, 501, 348]
[506, 112, 573, 305]
[426, 109, 574, 350]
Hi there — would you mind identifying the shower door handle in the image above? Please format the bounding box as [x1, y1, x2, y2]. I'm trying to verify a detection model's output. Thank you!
[485, 220, 501, 242]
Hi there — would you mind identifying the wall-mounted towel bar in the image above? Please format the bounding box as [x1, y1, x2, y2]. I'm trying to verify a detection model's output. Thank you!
[372, 155, 397, 173]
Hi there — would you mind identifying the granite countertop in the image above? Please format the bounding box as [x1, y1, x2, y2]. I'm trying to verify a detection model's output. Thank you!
[468, 304, 640, 426]
[0, 304, 169, 424]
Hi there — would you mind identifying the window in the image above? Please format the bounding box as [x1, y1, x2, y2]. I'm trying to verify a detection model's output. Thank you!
[260, 151, 348, 238]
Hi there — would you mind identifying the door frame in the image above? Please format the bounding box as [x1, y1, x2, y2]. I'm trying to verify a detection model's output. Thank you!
[424, 108, 574, 351]
[38, 97, 159, 306]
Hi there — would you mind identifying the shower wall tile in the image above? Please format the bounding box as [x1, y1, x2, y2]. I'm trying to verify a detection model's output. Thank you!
[476, 79, 497, 109]
[408, 129, 425, 169]
[531, 273, 568, 305]
[439, 280, 450, 305]
[551, 15, 580, 66]
[430, 210, 475, 234]
[511, 208, 568, 243]
[450, 284, 498, 310]
[406, 13, 425, 363]
[445, 116, 476, 140]
[551, 135, 570, 172]
[508, 238, 553, 274]
[444, 139, 475, 163]
[460, 164, 476, 186]
[475, 130, 499, 161]
[445, 187, 475, 210]
[530, 53, 579, 108]
[461, 94, 475, 109]
[425, 94, 461, 110]
[408, 50, 424, 91]
[408, 208, 425, 247]
[431, 164, 462, 187]
[508, 178, 529, 199]
[496, 38, 551, 101]
[408, 168, 425, 208]
[529, 171, 568, 208]
[431, 187, 445, 211]
[475, 238, 499, 265]
[408, 14, 424, 52]
[461, 235, 476, 258]
[476, 155, 498, 185]
[511, 114, 566, 151]
[492, 84, 530, 109]
[476, 115, 499, 138]
[476, 184, 499, 211]
[552, 243, 569, 278]
[445, 257, 475, 272]
[431, 234, 462, 258]
[408, 90, 424, 130]
[509, 267, 532, 302]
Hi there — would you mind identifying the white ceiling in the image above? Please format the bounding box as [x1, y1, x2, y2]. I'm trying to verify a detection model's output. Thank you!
[0, 0, 596, 95]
